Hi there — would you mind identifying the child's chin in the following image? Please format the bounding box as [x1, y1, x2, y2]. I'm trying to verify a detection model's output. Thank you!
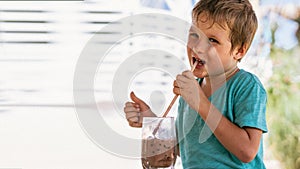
[193, 70, 207, 79]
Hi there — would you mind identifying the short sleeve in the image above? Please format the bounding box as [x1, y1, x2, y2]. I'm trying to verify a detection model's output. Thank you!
[233, 73, 268, 133]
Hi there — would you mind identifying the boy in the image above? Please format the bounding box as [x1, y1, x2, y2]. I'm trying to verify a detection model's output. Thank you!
[124, 0, 267, 168]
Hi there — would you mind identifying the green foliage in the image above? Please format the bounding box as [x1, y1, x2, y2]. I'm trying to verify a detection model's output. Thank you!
[267, 47, 300, 169]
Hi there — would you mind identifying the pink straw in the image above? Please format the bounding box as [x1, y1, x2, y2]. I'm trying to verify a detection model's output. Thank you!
[151, 60, 198, 136]
[161, 60, 198, 117]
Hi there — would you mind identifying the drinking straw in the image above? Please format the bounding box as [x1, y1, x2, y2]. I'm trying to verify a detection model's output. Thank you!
[161, 60, 198, 117]
[152, 60, 198, 136]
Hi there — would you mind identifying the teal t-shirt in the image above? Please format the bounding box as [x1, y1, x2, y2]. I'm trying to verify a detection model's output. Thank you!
[176, 69, 268, 169]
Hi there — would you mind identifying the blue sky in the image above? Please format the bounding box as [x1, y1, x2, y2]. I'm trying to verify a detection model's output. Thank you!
[261, 0, 300, 6]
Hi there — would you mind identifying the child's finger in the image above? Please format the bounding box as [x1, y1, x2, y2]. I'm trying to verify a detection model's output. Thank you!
[124, 102, 140, 110]
[182, 70, 194, 79]
[173, 80, 181, 95]
[130, 92, 150, 111]
[173, 80, 179, 88]
[133, 103, 140, 108]
[125, 112, 140, 120]
[125, 102, 135, 107]
[176, 74, 189, 86]
[173, 86, 181, 95]
[127, 116, 139, 123]
[130, 92, 145, 105]
[129, 121, 142, 128]
[124, 106, 140, 114]
[126, 112, 140, 125]
[125, 101, 140, 108]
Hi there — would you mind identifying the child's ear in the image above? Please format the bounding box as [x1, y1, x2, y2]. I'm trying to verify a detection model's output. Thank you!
[233, 45, 247, 61]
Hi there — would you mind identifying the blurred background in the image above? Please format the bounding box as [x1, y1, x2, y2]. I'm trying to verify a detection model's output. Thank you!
[0, 0, 299, 169]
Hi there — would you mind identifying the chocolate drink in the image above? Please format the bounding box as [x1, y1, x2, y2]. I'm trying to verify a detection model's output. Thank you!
[141, 138, 177, 168]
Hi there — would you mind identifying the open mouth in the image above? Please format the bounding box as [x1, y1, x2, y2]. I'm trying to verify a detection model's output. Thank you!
[191, 47, 206, 66]
[192, 57, 206, 66]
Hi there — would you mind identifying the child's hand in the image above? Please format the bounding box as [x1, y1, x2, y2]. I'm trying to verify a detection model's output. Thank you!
[124, 91, 156, 128]
[173, 70, 202, 112]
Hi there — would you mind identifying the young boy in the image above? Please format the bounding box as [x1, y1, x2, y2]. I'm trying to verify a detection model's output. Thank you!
[124, 0, 267, 168]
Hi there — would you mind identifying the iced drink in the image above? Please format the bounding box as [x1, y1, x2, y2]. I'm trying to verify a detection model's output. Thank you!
[141, 138, 177, 168]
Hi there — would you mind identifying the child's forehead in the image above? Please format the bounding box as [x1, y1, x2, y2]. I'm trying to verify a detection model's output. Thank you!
[192, 13, 229, 31]
[189, 19, 231, 42]
[190, 20, 229, 34]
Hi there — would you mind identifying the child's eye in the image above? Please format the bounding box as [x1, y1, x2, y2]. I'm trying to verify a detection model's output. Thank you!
[209, 38, 219, 44]
[189, 33, 199, 39]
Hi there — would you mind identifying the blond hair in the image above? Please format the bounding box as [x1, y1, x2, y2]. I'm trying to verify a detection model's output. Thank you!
[192, 0, 258, 55]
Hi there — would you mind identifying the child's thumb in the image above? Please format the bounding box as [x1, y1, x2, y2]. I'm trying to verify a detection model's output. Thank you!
[130, 92, 152, 114]
[130, 91, 143, 104]
[130, 91, 149, 109]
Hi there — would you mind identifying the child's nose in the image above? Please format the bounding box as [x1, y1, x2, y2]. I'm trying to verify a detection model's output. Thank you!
[194, 37, 211, 54]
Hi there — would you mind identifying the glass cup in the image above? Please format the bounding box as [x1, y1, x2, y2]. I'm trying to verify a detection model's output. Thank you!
[141, 117, 177, 169]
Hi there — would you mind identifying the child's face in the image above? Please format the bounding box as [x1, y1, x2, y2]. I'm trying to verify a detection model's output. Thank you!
[187, 13, 244, 79]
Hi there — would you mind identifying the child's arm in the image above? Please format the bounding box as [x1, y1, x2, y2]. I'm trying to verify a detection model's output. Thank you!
[199, 103, 262, 163]
[174, 71, 263, 163]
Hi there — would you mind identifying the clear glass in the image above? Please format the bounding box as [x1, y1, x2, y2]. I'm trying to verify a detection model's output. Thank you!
[141, 117, 177, 169]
